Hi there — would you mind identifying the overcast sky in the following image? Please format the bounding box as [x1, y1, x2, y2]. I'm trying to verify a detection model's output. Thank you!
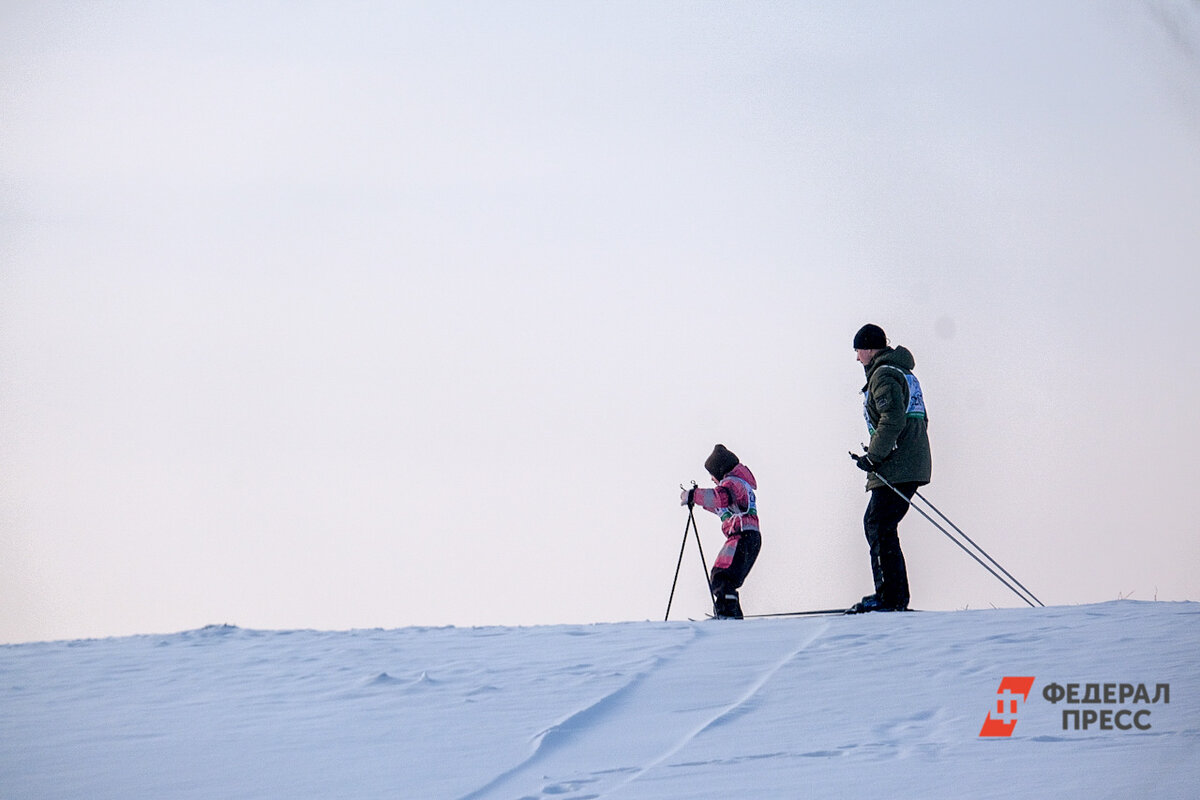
[3, 1, 1199, 643]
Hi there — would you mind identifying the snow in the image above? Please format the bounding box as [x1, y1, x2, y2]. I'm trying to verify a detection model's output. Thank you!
[2, 600, 1196, 799]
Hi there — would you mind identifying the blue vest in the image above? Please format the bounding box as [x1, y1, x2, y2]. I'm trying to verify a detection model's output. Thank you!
[718, 476, 758, 528]
[864, 367, 926, 436]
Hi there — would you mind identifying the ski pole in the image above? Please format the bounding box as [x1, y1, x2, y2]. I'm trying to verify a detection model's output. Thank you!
[665, 502, 692, 621]
[869, 470, 1042, 608]
[665, 483, 714, 621]
[912, 489, 1044, 607]
[691, 504, 714, 601]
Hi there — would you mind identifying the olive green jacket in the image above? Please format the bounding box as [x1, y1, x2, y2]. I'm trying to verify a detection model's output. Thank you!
[861, 346, 932, 491]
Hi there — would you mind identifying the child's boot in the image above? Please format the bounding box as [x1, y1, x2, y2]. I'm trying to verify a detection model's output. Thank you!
[713, 592, 744, 620]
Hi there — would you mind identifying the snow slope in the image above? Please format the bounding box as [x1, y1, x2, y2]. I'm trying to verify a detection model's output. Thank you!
[2, 601, 1196, 799]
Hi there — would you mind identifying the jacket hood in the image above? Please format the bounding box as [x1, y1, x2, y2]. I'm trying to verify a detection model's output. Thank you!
[868, 345, 916, 374]
[727, 463, 757, 489]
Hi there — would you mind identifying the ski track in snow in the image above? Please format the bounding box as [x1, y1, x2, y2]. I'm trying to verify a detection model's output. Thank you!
[458, 619, 832, 800]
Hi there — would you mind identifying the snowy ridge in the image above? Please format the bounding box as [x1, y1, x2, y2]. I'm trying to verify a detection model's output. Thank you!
[1, 601, 1197, 799]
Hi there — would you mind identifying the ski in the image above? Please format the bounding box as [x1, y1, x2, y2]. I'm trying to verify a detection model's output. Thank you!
[704, 608, 850, 620]
[698, 607, 924, 620]
[744, 608, 852, 618]
[843, 606, 922, 615]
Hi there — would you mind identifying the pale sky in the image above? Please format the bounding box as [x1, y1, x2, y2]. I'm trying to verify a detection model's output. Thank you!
[2, 1, 1199, 643]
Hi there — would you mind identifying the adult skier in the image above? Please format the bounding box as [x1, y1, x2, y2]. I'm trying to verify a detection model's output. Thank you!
[848, 324, 932, 613]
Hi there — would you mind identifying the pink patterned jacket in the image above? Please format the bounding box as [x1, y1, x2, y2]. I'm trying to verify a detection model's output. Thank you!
[692, 463, 760, 538]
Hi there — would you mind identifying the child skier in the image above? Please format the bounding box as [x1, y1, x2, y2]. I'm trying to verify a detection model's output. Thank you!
[680, 444, 762, 619]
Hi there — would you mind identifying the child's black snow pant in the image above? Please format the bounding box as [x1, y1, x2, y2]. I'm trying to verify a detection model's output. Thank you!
[710, 530, 761, 619]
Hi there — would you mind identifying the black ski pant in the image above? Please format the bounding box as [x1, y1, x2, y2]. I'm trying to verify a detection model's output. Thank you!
[863, 483, 919, 610]
[710, 530, 761, 619]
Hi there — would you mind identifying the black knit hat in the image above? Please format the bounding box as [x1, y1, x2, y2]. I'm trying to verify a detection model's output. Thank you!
[853, 323, 887, 350]
[704, 444, 740, 480]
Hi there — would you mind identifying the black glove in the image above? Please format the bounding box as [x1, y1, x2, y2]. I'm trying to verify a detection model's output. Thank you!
[849, 451, 880, 473]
